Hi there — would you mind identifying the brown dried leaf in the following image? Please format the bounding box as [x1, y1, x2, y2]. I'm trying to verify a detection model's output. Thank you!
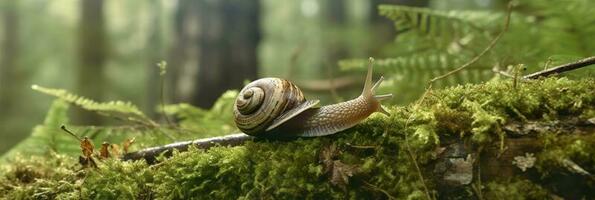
[80, 137, 94, 158]
[99, 142, 110, 159]
[330, 160, 357, 188]
[319, 144, 359, 190]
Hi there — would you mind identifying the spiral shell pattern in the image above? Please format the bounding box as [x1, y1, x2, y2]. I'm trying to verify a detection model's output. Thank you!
[234, 78, 306, 136]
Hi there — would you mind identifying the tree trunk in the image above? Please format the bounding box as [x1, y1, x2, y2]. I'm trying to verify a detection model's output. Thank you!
[166, 0, 196, 103]
[0, 1, 20, 114]
[145, 0, 164, 118]
[192, 0, 260, 108]
[0, 0, 23, 153]
[77, 0, 106, 124]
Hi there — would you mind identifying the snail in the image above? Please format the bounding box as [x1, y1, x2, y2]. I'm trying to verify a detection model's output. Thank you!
[234, 58, 392, 138]
[123, 59, 392, 162]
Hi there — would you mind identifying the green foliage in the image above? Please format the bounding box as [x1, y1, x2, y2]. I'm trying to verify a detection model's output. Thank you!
[1, 100, 74, 161]
[32, 85, 156, 126]
[341, 0, 595, 105]
[484, 178, 550, 200]
[82, 159, 153, 199]
[536, 131, 595, 178]
[2, 85, 243, 164]
[0, 153, 81, 200]
[2, 77, 593, 199]
[378, 5, 502, 43]
[164, 90, 239, 138]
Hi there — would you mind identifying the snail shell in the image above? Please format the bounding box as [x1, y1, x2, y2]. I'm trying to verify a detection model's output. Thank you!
[234, 58, 392, 137]
[233, 78, 319, 136]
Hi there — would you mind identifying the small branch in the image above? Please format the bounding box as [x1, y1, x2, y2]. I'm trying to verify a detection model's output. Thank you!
[523, 56, 595, 79]
[122, 133, 253, 163]
[428, 2, 512, 85]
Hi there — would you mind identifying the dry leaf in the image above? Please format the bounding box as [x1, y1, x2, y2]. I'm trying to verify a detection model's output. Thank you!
[320, 144, 359, 190]
[99, 142, 111, 159]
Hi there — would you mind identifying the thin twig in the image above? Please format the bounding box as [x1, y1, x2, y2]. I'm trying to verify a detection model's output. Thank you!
[403, 127, 434, 200]
[399, 81, 434, 200]
[403, 4, 514, 199]
[60, 125, 82, 141]
[122, 133, 253, 163]
[428, 3, 512, 85]
[523, 56, 595, 79]
[385, 105, 432, 200]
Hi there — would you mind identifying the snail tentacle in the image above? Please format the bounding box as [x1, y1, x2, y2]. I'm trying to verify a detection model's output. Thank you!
[371, 76, 384, 91]
[288, 58, 392, 137]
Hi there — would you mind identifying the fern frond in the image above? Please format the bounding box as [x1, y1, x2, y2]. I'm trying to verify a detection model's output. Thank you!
[1, 100, 76, 161]
[32, 85, 156, 126]
[1, 105, 175, 163]
[379, 5, 503, 37]
[340, 54, 494, 104]
[164, 90, 238, 137]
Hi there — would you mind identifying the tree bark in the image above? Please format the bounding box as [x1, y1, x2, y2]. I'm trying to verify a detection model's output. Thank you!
[77, 0, 106, 124]
[192, 0, 260, 108]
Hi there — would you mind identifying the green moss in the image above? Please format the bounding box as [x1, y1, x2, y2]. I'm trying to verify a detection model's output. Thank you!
[537, 132, 595, 177]
[0, 152, 81, 199]
[484, 178, 550, 200]
[1, 77, 594, 199]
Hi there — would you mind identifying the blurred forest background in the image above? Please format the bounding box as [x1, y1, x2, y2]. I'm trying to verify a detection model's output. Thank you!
[0, 0, 593, 154]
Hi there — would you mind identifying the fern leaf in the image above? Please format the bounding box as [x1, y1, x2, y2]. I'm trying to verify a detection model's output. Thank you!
[339, 54, 494, 104]
[164, 90, 239, 137]
[1, 100, 78, 162]
[32, 85, 156, 126]
[378, 5, 503, 37]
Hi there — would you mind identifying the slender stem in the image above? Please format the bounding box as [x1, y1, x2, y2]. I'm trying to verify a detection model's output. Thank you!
[60, 125, 82, 141]
[523, 56, 595, 79]
[429, 3, 512, 84]
[158, 63, 175, 127]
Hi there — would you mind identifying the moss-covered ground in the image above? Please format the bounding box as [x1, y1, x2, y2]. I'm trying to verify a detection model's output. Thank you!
[1, 77, 594, 199]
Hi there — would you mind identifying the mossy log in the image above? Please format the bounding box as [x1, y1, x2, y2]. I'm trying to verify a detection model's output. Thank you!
[1, 77, 594, 199]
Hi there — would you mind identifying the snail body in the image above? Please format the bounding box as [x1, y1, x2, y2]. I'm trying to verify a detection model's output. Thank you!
[234, 58, 392, 137]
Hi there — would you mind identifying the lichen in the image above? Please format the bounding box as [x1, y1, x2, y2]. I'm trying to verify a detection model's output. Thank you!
[1, 77, 594, 199]
[512, 153, 536, 172]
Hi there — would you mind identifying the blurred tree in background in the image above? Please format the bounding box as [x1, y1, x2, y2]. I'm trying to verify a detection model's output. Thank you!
[78, 0, 106, 124]
[192, 0, 260, 108]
